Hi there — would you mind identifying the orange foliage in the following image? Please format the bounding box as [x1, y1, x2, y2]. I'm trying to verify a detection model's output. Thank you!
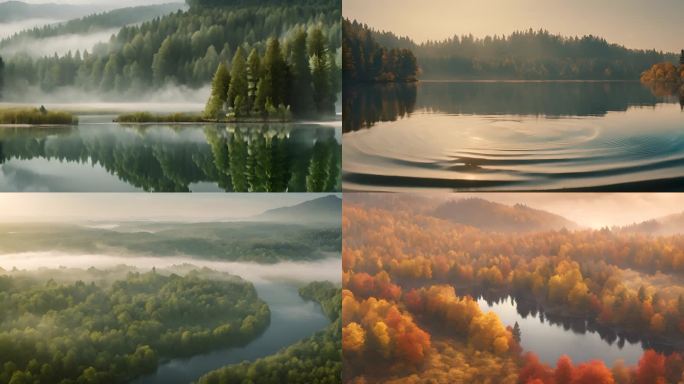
[342, 290, 430, 366]
[635, 350, 666, 384]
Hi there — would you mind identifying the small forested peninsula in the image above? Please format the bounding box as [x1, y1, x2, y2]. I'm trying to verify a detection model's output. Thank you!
[342, 19, 419, 84]
[0, 268, 270, 384]
[204, 27, 340, 120]
[197, 281, 342, 384]
[640, 61, 684, 99]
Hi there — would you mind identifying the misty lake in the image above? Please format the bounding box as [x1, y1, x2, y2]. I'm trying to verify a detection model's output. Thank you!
[343, 81, 684, 191]
[0, 114, 341, 192]
[478, 296, 645, 366]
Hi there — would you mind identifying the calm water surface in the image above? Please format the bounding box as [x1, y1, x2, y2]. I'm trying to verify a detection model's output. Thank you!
[0, 115, 341, 192]
[343, 81, 684, 191]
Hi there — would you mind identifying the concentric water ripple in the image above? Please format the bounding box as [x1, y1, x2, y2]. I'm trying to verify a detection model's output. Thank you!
[343, 104, 684, 191]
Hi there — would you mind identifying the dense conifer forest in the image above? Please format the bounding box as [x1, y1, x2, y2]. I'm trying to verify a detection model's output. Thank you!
[343, 18, 677, 80]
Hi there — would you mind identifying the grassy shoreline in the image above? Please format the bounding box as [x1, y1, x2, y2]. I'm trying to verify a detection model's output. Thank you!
[114, 111, 295, 123]
[0, 107, 78, 125]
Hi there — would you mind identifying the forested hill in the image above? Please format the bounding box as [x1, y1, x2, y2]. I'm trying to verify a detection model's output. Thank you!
[0, 1, 106, 22]
[0, 3, 186, 49]
[352, 20, 677, 80]
[1, 0, 341, 95]
[433, 198, 578, 233]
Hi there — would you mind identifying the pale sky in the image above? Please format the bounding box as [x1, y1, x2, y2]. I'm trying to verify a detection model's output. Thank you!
[455, 193, 684, 229]
[0, 193, 339, 222]
[344, 0, 684, 53]
[13, 0, 180, 5]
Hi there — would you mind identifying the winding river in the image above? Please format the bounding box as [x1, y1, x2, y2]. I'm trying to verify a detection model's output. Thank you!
[0, 254, 340, 383]
[132, 281, 330, 384]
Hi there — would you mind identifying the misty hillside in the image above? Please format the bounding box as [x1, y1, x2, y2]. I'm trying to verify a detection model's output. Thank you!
[253, 195, 341, 225]
[0, 221, 340, 263]
[0, 1, 107, 22]
[621, 212, 684, 235]
[0, 3, 186, 50]
[344, 193, 443, 215]
[0, 0, 341, 95]
[432, 198, 578, 232]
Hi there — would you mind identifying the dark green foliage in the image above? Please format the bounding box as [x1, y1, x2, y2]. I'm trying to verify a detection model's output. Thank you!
[0, 124, 341, 192]
[263, 37, 288, 109]
[287, 29, 315, 116]
[0, 56, 4, 99]
[0, 269, 270, 384]
[342, 19, 418, 84]
[306, 135, 341, 192]
[0, 221, 341, 263]
[3, 2, 340, 94]
[0, 107, 77, 125]
[196, 282, 341, 384]
[205, 62, 231, 118]
[197, 15, 340, 119]
[362, 21, 677, 80]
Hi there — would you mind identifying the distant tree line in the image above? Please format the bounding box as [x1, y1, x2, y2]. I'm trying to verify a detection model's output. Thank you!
[359, 23, 677, 80]
[1, 1, 340, 95]
[204, 27, 339, 119]
[342, 19, 418, 84]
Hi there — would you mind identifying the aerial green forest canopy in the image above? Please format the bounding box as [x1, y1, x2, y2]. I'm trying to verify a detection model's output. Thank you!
[197, 281, 342, 384]
[342, 19, 418, 84]
[0, 125, 341, 192]
[345, 19, 677, 80]
[0, 268, 270, 384]
[0, 222, 341, 263]
[0, 0, 341, 95]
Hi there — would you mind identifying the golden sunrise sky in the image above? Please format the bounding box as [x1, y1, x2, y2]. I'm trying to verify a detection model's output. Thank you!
[344, 0, 683, 53]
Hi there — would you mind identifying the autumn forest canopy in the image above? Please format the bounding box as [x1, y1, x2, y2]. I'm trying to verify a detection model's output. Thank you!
[343, 194, 684, 384]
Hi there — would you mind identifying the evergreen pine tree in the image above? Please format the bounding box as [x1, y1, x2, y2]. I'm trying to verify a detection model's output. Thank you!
[204, 62, 230, 119]
[227, 47, 249, 112]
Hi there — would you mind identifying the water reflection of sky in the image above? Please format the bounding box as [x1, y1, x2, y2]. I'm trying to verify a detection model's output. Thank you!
[478, 296, 644, 366]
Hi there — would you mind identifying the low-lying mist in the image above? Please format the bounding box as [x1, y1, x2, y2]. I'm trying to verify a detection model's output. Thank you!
[0, 29, 118, 57]
[0, 252, 342, 284]
[0, 18, 63, 39]
[0, 84, 210, 113]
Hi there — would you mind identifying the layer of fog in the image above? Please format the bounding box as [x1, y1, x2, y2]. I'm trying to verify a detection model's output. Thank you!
[0, 84, 210, 113]
[0, 252, 342, 284]
[451, 193, 684, 229]
[1, 29, 118, 57]
[0, 18, 63, 39]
